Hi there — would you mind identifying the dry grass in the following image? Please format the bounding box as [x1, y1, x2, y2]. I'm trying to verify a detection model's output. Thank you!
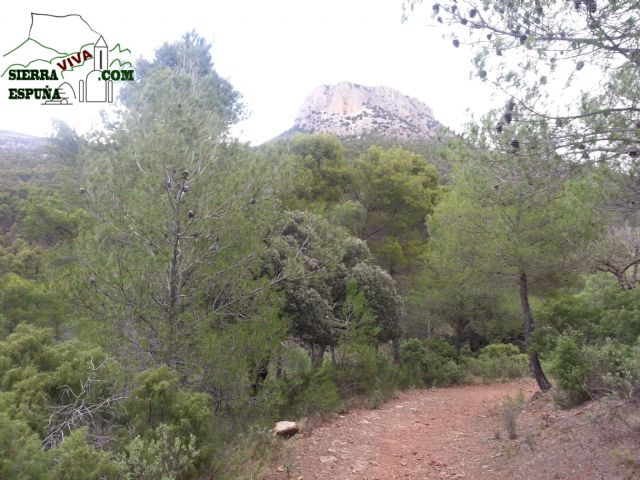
[502, 391, 526, 439]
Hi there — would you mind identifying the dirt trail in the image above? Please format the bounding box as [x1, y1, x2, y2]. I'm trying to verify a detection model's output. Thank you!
[263, 380, 537, 480]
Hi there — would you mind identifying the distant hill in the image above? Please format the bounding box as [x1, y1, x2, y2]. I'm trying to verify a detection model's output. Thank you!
[0, 130, 49, 153]
[280, 82, 443, 142]
[0, 130, 51, 169]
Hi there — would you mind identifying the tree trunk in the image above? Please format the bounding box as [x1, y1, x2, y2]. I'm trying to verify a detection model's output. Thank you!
[329, 346, 337, 364]
[391, 338, 401, 364]
[310, 344, 326, 369]
[519, 271, 552, 392]
[453, 315, 469, 353]
[275, 356, 285, 380]
[249, 359, 270, 397]
[166, 215, 182, 369]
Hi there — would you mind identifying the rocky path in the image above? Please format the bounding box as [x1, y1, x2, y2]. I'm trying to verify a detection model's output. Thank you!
[262, 380, 537, 480]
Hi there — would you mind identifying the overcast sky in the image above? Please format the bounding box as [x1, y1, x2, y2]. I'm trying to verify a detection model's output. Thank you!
[0, 0, 496, 144]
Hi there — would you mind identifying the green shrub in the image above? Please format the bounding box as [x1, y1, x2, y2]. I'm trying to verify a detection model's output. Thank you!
[0, 414, 49, 480]
[537, 276, 640, 405]
[399, 339, 428, 370]
[370, 361, 403, 401]
[396, 364, 425, 389]
[424, 338, 458, 361]
[399, 338, 465, 387]
[275, 343, 402, 417]
[50, 428, 121, 480]
[538, 275, 640, 349]
[548, 335, 640, 407]
[596, 341, 640, 398]
[330, 343, 396, 397]
[117, 424, 198, 480]
[581, 341, 640, 399]
[425, 357, 466, 386]
[549, 336, 590, 406]
[467, 343, 529, 381]
[122, 366, 216, 475]
[478, 343, 521, 359]
[252, 378, 290, 420]
[0, 323, 118, 435]
[124, 366, 214, 441]
[288, 366, 342, 417]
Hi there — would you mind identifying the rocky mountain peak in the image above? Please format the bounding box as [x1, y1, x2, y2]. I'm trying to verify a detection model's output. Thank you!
[290, 82, 440, 141]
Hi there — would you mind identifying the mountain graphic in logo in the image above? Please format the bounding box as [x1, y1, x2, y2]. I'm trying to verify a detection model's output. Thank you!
[2, 13, 133, 105]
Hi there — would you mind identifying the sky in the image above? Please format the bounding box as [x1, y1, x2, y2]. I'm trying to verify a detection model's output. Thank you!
[0, 0, 496, 145]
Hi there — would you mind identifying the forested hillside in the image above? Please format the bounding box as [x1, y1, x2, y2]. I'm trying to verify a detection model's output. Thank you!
[1, 2, 640, 476]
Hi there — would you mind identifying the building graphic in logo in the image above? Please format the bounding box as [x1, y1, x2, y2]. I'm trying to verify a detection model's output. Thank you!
[80, 36, 113, 103]
[1, 13, 133, 105]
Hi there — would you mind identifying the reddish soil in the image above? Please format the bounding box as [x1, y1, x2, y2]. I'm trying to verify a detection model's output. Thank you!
[262, 381, 640, 480]
[488, 390, 640, 480]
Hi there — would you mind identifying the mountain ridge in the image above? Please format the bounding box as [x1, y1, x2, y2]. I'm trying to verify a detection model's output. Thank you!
[0, 129, 48, 153]
[282, 82, 442, 142]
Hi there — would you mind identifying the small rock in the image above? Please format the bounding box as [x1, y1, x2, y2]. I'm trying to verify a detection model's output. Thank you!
[351, 460, 368, 473]
[273, 421, 299, 438]
[320, 456, 339, 463]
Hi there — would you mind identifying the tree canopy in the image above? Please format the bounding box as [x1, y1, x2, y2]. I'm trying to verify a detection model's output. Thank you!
[408, 0, 640, 165]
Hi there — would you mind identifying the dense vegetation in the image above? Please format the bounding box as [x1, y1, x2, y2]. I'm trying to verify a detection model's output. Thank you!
[1, 9, 640, 477]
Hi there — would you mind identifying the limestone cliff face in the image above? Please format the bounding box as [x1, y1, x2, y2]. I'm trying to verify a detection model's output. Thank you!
[290, 82, 440, 141]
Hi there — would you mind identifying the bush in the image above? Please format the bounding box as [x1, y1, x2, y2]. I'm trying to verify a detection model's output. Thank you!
[550, 338, 640, 407]
[331, 343, 397, 397]
[368, 361, 404, 402]
[399, 339, 428, 371]
[117, 424, 198, 480]
[467, 343, 529, 382]
[537, 277, 640, 406]
[285, 366, 342, 418]
[549, 336, 591, 407]
[478, 343, 521, 359]
[0, 414, 49, 480]
[124, 366, 214, 441]
[427, 358, 466, 386]
[49, 428, 121, 480]
[399, 338, 465, 387]
[252, 341, 401, 423]
[589, 341, 640, 399]
[424, 338, 458, 361]
[537, 275, 640, 352]
[0, 324, 118, 434]
[122, 366, 216, 476]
